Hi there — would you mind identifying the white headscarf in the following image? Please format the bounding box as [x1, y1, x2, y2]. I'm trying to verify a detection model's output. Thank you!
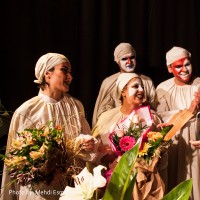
[34, 53, 70, 84]
[166, 46, 191, 66]
[116, 73, 139, 98]
[113, 43, 136, 63]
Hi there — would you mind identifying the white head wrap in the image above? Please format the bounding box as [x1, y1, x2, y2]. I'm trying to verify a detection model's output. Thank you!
[34, 53, 70, 84]
[116, 73, 139, 98]
[166, 46, 191, 66]
[114, 43, 136, 63]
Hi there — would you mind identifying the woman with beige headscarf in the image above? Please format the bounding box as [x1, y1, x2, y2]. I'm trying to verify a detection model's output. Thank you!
[0, 53, 97, 200]
[92, 73, 168, 200]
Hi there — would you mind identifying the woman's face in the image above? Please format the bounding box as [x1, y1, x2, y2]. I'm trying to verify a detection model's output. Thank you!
[46, 62, 72, 93]
[122, 77, 144, 106]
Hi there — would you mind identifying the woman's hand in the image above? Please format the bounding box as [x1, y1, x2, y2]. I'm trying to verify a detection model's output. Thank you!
[189, 140, 200, 149]
[81, 137, 95, 151]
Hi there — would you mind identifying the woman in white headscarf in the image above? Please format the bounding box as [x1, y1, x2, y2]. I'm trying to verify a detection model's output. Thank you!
[92, 73, 168, 200]
[0, 53, 97, 200]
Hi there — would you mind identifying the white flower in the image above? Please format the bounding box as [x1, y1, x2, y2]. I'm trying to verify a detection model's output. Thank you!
[132, 114, 140, 124]
[115, 129, 125, 137]
[60, 165, 107, 200]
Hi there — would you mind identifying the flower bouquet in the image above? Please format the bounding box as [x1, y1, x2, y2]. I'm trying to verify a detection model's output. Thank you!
[109, 106, 173, 161]
[103, 143, 192, 200]
[107, 106, 173, 199]
[1, 121, 69, 188]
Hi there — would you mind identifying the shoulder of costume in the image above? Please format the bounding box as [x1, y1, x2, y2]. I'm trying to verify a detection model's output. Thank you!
[101, 72, 120, 85]
[99, 106, 121, 119]
[156, 77, 174, 90]
[14, 96, 40, 114]
[192, 76, 200, 86]
[155, 78, 174, 99]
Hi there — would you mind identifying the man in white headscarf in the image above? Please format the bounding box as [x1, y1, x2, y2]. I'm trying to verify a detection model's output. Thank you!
[0, 53, 98, 200]
[155, 46, 200, 200]
[92, 42, 156, 127]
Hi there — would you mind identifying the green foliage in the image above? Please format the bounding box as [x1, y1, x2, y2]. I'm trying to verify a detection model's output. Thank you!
[102, 140, 192, 200]
[160, 125, 173, 136]
[103, 143, 139, 200]
[163, 179, 193, 200]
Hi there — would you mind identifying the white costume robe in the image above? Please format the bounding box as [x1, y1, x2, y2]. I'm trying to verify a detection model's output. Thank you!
[0, 93, 91, 200]
[92, 72, 156, 127]
[156, 77, 200, 200]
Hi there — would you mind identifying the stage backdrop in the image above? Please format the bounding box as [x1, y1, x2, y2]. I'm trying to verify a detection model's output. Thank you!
[1, 0, 200, 126]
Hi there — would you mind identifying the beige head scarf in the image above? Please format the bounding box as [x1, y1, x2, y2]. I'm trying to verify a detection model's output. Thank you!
[116, 73, 139, 98]
[166, 46, 191, 66]
[34, 53, 70, 84]
[114, 43, 136, 63]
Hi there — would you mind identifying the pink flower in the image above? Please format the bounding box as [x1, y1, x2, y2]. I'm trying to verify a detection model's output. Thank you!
[104, 169, 113, 184]
[119, 136, 136, 152]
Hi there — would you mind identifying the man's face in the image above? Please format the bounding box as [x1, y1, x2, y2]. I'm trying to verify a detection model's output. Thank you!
[169, 57, 192, 84]
[119, 53, 136, 72]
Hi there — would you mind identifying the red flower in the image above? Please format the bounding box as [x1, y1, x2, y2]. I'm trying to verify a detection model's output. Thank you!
[56, 125, 62, 130]
[119, 136, 136, 152]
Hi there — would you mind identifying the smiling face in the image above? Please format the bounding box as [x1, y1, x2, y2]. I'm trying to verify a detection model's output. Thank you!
[122, 77, 144, 107]
[168, 57, 192, 85]
[45, 62, 72, 93]
[118, 53, 136, 72]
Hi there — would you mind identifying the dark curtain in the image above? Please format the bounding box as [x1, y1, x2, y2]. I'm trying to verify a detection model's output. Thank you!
[1, 0, 200, 127]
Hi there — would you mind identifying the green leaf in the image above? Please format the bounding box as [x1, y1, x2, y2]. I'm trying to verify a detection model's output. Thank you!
[161, 125, 173, 136]
[30, 145, 40, 151]
[162, 179, 193, 200]
[103, 143, 139, 200]
[124, 171, 137, 199]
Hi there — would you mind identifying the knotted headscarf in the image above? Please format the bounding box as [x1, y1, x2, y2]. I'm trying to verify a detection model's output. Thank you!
[166, 46, 191, 66]
[34, 53, 70, 84]
[114, 43, 136, 63]
[116, 73, 139, 98]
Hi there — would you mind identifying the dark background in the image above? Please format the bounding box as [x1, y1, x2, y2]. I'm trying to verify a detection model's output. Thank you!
[0, 0, 200, 128]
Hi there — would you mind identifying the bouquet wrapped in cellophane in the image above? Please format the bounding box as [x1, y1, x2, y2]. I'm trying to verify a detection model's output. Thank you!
[107, 106, 173, 199]
[109, 106, 172, 161]
[104, 106, 194, 200]
[1, 121, 95, 192]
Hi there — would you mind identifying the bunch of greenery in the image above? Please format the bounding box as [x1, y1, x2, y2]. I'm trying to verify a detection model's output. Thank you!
[103, 143, 192, 200]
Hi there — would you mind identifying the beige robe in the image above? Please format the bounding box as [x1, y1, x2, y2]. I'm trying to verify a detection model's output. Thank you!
[92, 72, 156, 127]
[0, 93, 91, 200]
[155, 77, 200, 200]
